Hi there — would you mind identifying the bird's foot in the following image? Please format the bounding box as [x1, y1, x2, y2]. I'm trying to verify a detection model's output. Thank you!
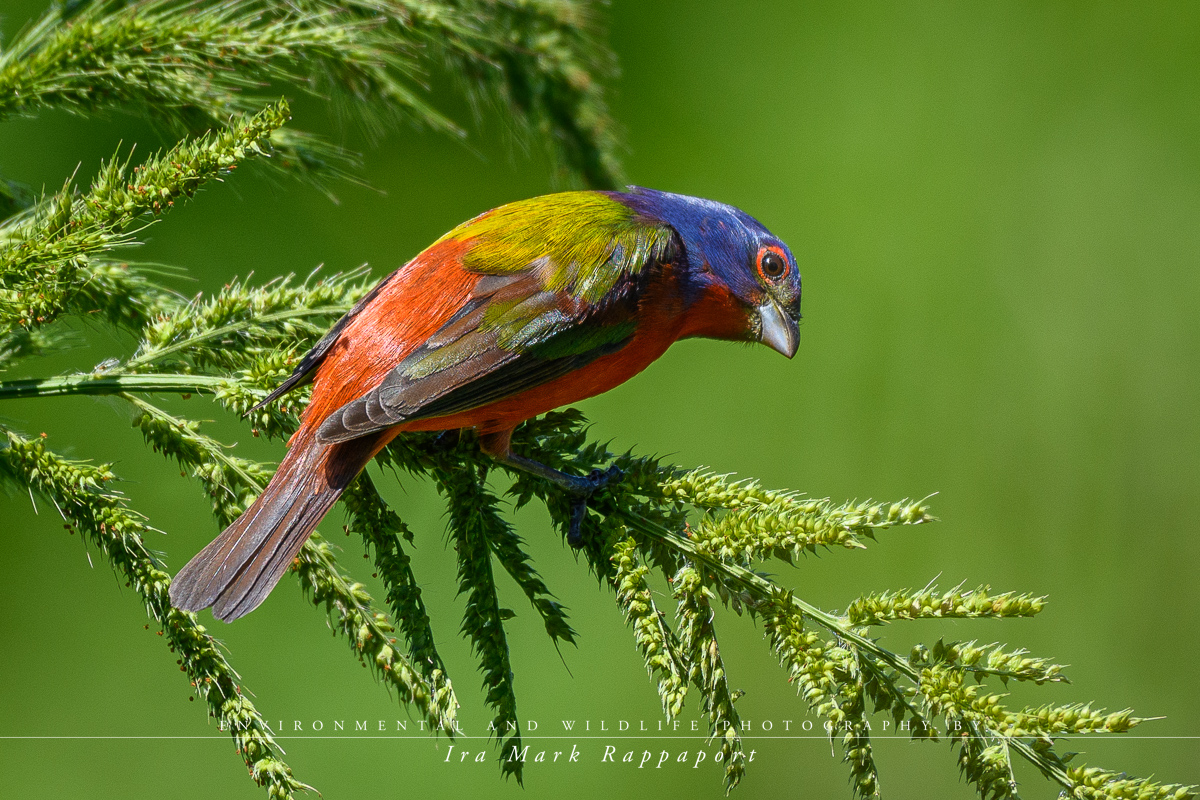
[479, 433, 623, 548]
[566, 465, 623, 547]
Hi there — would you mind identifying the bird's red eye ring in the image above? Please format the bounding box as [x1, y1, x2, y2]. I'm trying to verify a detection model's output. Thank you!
[756, 246, 789, 283]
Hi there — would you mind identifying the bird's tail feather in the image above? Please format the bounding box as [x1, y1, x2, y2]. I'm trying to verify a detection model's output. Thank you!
[169, 430, 387, 622]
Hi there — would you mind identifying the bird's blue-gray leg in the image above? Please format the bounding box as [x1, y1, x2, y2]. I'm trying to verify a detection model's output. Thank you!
[480, 429, 622, 546]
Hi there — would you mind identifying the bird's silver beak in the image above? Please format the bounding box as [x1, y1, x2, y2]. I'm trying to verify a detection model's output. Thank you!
[758, 300, 799, 358]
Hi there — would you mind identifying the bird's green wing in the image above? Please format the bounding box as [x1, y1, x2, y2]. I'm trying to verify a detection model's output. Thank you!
[316, 191, 677, 442]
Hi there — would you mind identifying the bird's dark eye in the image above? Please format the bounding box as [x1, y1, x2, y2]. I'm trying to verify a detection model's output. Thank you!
[756, 246, 789, 282]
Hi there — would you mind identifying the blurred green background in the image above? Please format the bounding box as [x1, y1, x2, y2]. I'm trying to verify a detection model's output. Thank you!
[2, 1, 1199, 798]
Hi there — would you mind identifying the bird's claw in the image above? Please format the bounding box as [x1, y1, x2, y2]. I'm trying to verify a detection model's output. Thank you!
[567, 500, 588, 547]
[586, 465, 624, 490]
[566, 465, 624, 548]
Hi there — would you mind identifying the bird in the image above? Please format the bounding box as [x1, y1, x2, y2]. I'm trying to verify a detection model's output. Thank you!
[169, 187, 802, 621]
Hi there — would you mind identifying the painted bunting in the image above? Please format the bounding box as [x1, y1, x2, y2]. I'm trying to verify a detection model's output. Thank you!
[170, 187, 801, 620]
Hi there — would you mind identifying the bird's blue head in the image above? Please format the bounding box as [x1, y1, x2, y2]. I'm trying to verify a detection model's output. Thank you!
[616, 187, 802, 357]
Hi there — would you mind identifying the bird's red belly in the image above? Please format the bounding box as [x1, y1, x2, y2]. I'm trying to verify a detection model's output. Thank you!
[396, 326, 678, 435]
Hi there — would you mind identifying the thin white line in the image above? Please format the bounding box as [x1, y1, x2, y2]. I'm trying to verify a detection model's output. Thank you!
[3, 735, 1200, 740]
